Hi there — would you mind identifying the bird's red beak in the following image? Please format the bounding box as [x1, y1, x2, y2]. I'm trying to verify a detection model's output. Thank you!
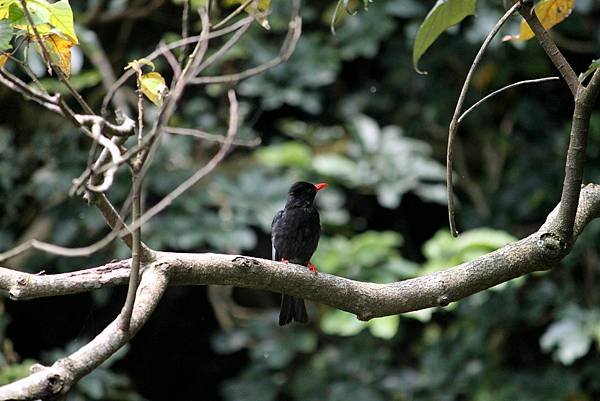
[314, 183, 328, 191]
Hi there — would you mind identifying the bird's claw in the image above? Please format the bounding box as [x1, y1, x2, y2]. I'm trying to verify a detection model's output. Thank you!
[280, 258, 289, 263]
[308, 262, 318, 273]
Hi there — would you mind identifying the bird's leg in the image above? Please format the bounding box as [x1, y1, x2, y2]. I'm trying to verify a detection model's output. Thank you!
[280, 258, 289, 263]
[307, 262, 318, 273]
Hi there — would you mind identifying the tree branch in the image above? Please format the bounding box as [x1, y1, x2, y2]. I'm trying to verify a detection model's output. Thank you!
[446, 1, 521, 237]
[3, 183, 600, 398]
[517, 1, 579, 96]
[553, 69, 600, 243]
[3, 183, 600, 306]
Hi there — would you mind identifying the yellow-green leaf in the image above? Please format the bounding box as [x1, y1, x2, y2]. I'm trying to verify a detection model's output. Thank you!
[413, 0, 476, 74]
[0, 52, 8, 67]
[504, 0, 575, 42]
[42, 32, 73, 76]
[139, 71, 168, 106]
[0, 0, 16, 19]
[9, 0, 77, 45]
[45, 0, 78, 44]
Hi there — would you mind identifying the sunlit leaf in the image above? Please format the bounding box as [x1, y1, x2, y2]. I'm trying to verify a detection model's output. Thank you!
[8, 0, 78, 49]
[8, 1, 50, 26]
[0, 53, 7, 67]
[139, 71, 169, 106]
[504, 0, 575, 42]
[42, 32, 73, 76]
[412, 0, 476, 73]
[45, 0, 78, 44]
[0, 0, 16, 19]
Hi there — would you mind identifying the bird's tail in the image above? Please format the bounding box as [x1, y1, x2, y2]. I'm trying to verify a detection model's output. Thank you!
[279, 294, 308, 326]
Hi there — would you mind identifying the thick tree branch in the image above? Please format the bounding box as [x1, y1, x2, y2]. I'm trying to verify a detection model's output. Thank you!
[1, 260, 130, 300]
[3, 183, 600, 398]
[4, 184, 600, 306]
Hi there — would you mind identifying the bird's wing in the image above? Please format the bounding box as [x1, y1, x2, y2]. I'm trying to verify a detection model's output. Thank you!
[271, 209, 284, 261]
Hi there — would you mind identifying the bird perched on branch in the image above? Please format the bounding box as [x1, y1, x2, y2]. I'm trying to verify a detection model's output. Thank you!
[271, 181, 327, 326]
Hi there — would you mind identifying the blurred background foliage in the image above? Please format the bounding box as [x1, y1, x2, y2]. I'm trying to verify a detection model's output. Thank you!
[1, 0, 600, 399]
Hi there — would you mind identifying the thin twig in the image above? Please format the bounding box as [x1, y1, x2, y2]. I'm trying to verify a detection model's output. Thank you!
[213, 0, 254, 29]
[192, 22, 251, 76]
[165, 126, 260, 147]
[0, 68, 61, 112]
[446, 1, 521, 236]
[191, 14, 301, 85]
[101, 16, 253, 117]
[120, 82, 146, 331]
[125, 89, 238, 235]
[517, 1, 579, 96]
[179, 0, 190, 64]
[159, 41, 182, 79]
[457, 76, 559, 124]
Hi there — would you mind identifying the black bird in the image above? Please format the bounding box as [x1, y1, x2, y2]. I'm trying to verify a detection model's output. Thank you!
[272, 181, 327, 326]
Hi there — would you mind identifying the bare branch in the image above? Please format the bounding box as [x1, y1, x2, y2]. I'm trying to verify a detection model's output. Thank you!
[127, 89, 239, 234]
[0, 68, 62, 113]
[191, 20, 252, 77]
[120, 84, 147, 332]
[212, 0, 255, 30]
[82, 123, 124, 193]
[191, 14, 302, 85]
[553, 69, 600, 244]
[165, 126, 260, 147]
[517, 1, 579, 96]
[457, 76, 559, 124]
[101, 16, 254, 117]
[446, 1, 521, 237]
[1, 260, 130, 300]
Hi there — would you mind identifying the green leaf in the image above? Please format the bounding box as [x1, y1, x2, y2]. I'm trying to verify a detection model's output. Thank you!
[45, 0, 78, 44]
[320, 309, 367, 336]
[540, 318, 592, 365]
[313, 154, 357, 181]
[255, 141, 312, 169]
[8, 0, 78, 45]
[0, 20, 14, 52]
[367, 315, 399, 339]
[139, 71, 169, 106]
[8, 1, 50, 26]
[412, 0, 476, 73]
[0, 0, 16, 19]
